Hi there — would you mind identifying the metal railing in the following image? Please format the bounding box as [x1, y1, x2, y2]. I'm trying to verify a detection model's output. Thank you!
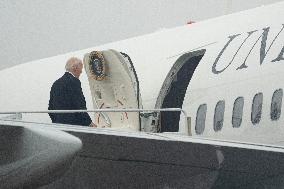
[0, 108, 191, 135]
[0, 113, 22, 120]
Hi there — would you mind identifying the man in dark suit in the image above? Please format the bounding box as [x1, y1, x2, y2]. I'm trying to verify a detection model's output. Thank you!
[48, 57, 96, 127]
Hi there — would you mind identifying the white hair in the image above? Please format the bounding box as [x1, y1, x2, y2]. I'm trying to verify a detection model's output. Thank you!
[65, 57, 82, 72]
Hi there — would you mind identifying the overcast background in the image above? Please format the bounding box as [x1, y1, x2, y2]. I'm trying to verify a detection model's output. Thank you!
[0, 0, 283, 70]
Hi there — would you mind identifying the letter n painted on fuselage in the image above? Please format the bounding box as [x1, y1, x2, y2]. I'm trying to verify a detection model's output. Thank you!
[237, 24, 284, 69]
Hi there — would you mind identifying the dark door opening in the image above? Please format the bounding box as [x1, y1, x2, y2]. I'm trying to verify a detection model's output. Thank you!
[160, 50, 205, 132]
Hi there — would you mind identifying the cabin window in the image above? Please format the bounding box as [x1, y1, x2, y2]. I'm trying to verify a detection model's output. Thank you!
[214, 100, 225, 132]
[232, 97, 244, 128]
[271, 89, 283, 121]
[195, 104, 207, 135]
[251, 93, 263, 125]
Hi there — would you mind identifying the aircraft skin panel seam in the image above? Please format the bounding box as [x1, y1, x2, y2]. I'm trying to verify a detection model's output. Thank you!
[77, 154, 252, 173]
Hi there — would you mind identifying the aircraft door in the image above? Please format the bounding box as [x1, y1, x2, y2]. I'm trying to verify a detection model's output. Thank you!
[155, 49, 206, 132]
[83, 50, 142, 131]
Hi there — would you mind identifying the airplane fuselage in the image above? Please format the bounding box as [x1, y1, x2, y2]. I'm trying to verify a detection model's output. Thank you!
[1, 2, 284, 188]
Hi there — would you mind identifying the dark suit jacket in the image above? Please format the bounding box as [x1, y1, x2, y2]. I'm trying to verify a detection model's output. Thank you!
[48, 72, 92, 126]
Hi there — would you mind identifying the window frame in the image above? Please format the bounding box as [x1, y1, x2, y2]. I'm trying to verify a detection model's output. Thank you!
[214, 100, 225, 132]
[251, 92, 263, 125]
[270, 88, 283, 121]
[232, 97, 244, 128]
[195, 104, 207, 135]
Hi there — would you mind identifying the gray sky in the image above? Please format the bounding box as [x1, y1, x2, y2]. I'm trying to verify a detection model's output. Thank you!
[0, 0, 282, 70]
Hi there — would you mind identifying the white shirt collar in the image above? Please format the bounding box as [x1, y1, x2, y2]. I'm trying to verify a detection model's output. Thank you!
[67, 71, 76, 78]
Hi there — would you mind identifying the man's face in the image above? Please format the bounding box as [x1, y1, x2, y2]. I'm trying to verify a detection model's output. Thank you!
[74, 63, 83, 78]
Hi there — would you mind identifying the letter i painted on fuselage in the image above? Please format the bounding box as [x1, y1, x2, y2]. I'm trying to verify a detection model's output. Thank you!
[272, 24, 284, 63]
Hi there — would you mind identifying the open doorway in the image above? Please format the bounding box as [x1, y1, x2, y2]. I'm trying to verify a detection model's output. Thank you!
[157, 49, 206, 132]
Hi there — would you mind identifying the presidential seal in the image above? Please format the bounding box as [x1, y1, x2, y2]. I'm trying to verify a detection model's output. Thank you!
[88, 51, 106, 81]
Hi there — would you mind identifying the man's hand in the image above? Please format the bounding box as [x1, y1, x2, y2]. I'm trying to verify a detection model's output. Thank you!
[89, 122, 97, 128]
